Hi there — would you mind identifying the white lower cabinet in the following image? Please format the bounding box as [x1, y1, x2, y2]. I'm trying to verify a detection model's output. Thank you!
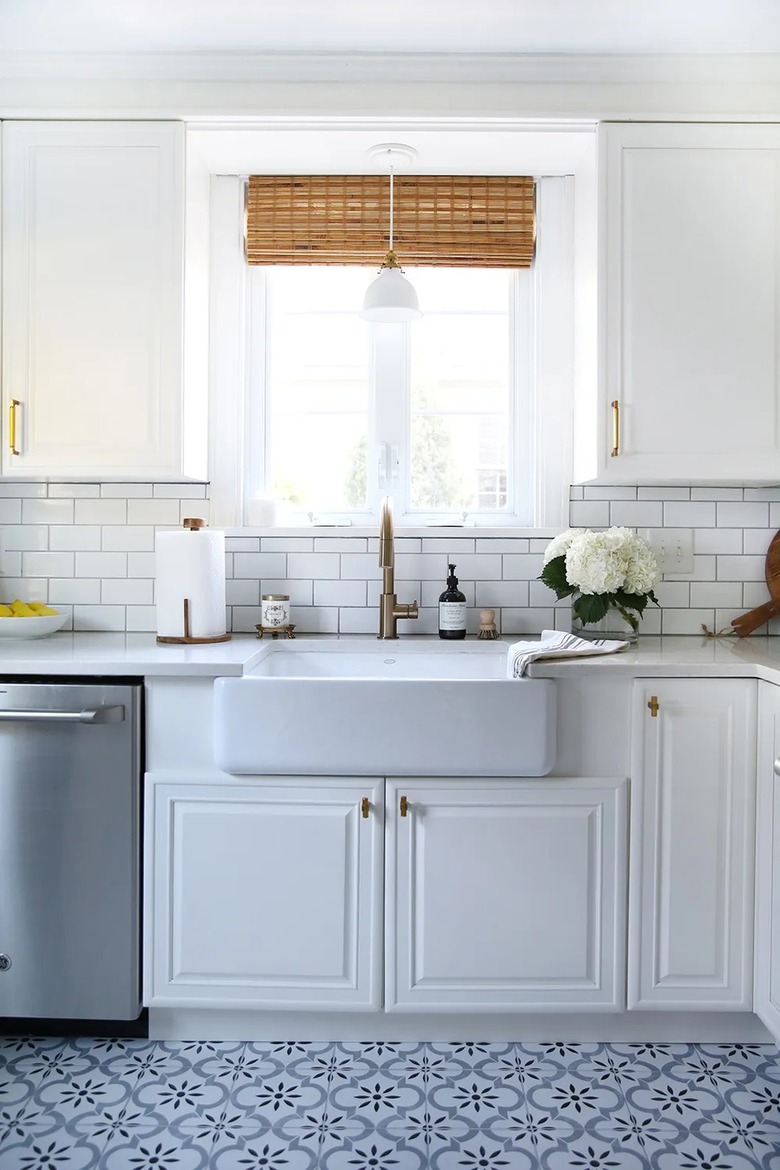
[144, 776, 384, 1010]
[629, 679, 756, 1010]
[755, 683, 780, 1045]
[385, 777, 628, 1012]
[145, 773, 628, 1014]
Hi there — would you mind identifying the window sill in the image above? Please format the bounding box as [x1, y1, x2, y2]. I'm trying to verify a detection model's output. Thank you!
[224, 525, 561, 539]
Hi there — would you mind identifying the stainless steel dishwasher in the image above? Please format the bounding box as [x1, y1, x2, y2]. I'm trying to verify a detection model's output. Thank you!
[0, 679, 142, 1021]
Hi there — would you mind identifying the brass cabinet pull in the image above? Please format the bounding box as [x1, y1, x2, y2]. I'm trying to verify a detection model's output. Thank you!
[399, 795, 408, 818]
[8, 399, 20, 456]
[647, 695, 659, 717]
[611, 400, 620, 457]
[361, 797, 370, 819]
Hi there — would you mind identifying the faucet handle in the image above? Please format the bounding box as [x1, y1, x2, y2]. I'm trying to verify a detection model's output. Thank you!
[394, 600, 419, 621]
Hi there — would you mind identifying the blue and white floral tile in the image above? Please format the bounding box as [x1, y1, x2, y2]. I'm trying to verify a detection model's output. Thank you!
[1, 1039, 780, 1170]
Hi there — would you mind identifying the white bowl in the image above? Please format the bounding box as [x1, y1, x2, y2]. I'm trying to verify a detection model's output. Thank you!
[0, 612, 69, 639]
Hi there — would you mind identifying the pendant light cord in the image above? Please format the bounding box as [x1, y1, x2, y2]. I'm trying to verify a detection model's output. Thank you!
[388, 164, 394, 252]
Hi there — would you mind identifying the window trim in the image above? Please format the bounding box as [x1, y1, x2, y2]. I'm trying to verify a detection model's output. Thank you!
[208, 174, 574, 532]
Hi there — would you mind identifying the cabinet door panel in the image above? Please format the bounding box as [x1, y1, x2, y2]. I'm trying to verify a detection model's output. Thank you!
[386, 777, 627, 1011]
[755, 684, 780, 1044]
[2, 122, 185, 478]
[629, 679, 755, 1009]
[145, 776, 383, 1010]
[600, 123, 780, 482]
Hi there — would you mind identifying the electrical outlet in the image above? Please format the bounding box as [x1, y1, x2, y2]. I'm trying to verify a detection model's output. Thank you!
[639, 528, 694, 578]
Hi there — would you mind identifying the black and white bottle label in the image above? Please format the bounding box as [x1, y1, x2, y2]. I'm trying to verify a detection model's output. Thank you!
[439, 601, 467, 631]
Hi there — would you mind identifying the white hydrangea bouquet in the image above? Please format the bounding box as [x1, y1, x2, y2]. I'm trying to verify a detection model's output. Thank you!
[540, 527, 660, 635]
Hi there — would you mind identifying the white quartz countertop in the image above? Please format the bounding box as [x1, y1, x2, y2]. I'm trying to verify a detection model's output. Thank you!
[3, 631, 780, 682]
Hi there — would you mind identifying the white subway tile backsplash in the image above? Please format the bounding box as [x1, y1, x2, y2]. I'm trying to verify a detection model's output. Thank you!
[23, 551, 74, 578]
[0, 579, 47, 604]
[340, 553, 382, 580]
[314, 579, 368, 607]
[693, 528, 743, 555]
[263, 537, 314, 553]
[637, 486, 691, 500]
[609, 500, 664, 527]
[716, 554, 767, 582]
[75, 551, 128, 578]
[0, 482, 46, 498]
[743, 529, 773, 555]
[582, 485, 637, 500]
[421, 538, 476, 555]
[476, 580, 529, 608]
[125, 605, 156, 632]
[1, 479, 779, 635]
[48, 483, 100, 498]
[75, 499, 127, 525]
[48, 578, 101, 605]
[233, 552, 287, 578]
[338, 608, 379, 635]
[691, 487, 744, 501]
[49, 525, 101, 552]
[503, 554, 544, 579]
[102, 525, 155, 552]
[690, 581, 744, 608]
[261, 579, 314, 606]
[661, 608, 715, 635]
[22, 498, 73, 525]
[569, 501, 610, 527]
[2, 526, 48, 551]
[395, 553, 449, 580]
[128, 552, 156, 577]
[313, 537, 366, 553]
[476, 538, 529, 553]
[127, 499, 181, 525]
[74, 605, 126, 631]
[655, 581, 690, 608]
[226, 579, 261, 606]
[101, 483, 154, 498]
[101, 578, 154, 605]
[663, 501, 717, 527]
[717, 501, 769, 529]
[153, 483, 208, 498]
[0, 552, 22, 578]
[288, 552, 340, 579]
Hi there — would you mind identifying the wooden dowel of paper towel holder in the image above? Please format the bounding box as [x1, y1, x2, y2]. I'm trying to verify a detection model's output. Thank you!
[156, 518, 232, 645]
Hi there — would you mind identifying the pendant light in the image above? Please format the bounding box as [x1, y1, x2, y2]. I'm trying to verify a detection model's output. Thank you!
[360, 143, 422, 323]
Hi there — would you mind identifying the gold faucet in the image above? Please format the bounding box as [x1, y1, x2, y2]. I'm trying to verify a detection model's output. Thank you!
[378, 496, 419, 639]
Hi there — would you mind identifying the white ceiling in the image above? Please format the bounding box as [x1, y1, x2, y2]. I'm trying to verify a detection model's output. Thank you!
[2, 0, 780, 55]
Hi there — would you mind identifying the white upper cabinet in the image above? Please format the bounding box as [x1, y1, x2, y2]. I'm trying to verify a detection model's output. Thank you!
[1, 121, 204, 480]
[629, 678, 756, 1010]
[595, 123, 780, 483]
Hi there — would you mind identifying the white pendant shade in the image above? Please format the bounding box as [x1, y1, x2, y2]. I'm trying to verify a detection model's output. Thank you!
[360, 266, 422, 323]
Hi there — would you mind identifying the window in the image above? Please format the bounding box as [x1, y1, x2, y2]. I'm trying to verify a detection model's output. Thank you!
[247, 265, 531, 524]
[209, 171, 574, 531]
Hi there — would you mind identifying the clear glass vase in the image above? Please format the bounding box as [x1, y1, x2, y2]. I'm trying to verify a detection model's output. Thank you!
[571, 607, 638, 644]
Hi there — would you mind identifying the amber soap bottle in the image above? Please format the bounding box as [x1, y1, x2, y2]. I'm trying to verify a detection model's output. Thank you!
[438, 563, 467, 639]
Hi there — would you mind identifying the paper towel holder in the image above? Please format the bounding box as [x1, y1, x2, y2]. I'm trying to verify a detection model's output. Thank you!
[156, 518, 232, 645]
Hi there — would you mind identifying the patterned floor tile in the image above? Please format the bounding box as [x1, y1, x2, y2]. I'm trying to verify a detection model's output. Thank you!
[0, 1038, 778, 1170]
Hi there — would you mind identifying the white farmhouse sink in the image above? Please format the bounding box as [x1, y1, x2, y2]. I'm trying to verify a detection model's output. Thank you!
[214, 640, 556, 777]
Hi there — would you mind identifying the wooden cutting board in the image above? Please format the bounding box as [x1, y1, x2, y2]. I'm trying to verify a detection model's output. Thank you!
[731, 529, 780, 637]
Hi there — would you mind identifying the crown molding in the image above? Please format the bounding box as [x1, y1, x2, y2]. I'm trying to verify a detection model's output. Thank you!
[2, 50, 780, 85]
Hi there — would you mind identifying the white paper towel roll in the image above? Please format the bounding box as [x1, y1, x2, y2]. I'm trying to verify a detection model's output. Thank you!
[155, 527, 227, 639]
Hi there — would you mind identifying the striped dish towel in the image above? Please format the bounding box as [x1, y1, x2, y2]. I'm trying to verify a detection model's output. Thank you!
[507, 629, 630, 678]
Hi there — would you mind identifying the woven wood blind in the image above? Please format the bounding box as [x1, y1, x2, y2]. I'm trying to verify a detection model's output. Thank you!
[245, 174, 535, 268]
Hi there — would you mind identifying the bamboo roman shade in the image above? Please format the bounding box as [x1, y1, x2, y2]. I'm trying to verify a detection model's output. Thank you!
[245, 174, 535, 268]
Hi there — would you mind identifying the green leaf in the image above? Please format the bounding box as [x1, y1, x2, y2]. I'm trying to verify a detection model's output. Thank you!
[539, 556, 575, 599]
[614, 589, 647, 615]
[573, 593, 612, 624]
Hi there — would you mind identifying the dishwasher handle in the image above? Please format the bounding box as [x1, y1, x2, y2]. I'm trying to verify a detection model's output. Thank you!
[0, 705, 125, 725]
